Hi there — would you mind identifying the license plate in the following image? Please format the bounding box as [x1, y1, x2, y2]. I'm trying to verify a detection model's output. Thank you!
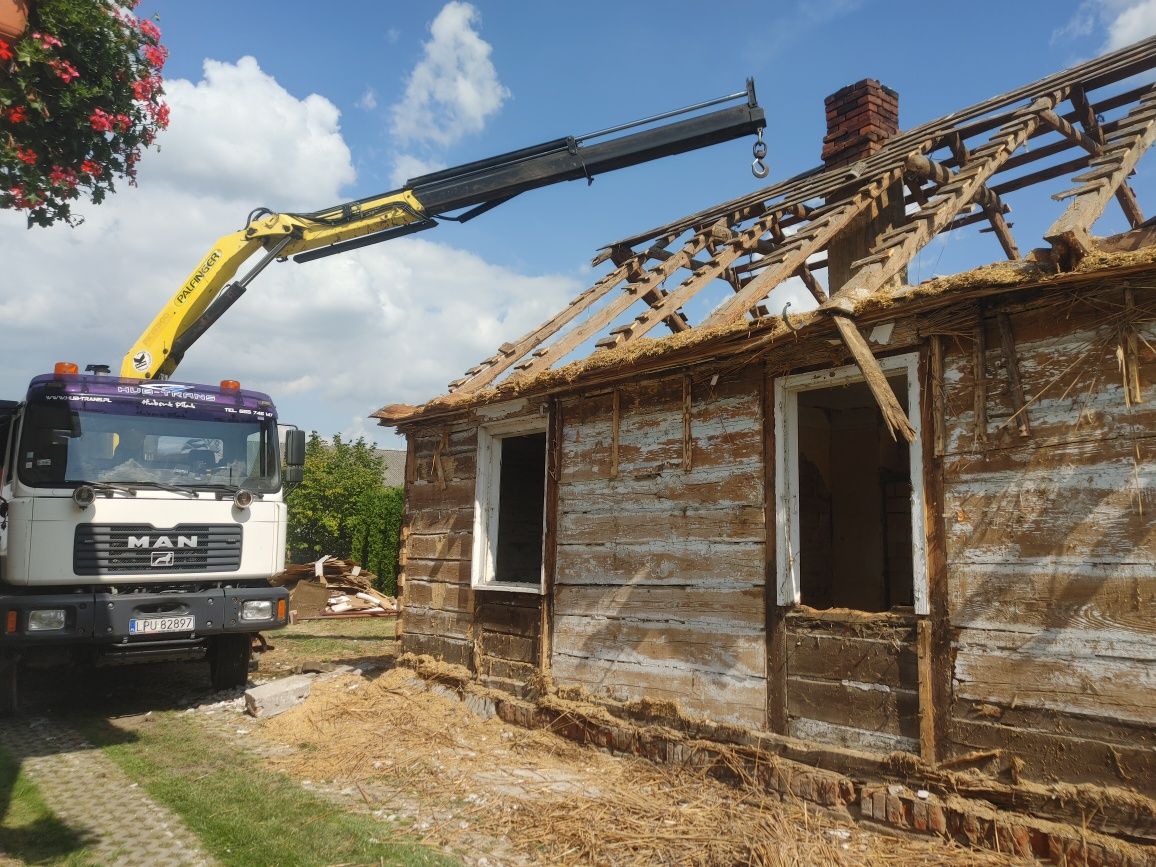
[129, 615, 195, 635]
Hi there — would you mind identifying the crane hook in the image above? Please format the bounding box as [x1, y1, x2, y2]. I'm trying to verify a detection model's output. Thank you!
[752, 129, 769, 179]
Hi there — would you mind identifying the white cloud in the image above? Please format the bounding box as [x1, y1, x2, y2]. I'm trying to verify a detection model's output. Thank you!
[389, 153, 446, 188]
[389, 2, 509, 148]
[0, 56, 576, 439]
[357, 87, 378, 111]
[1104, 0, 1156, 48]
[1052, 0, 1156, 49]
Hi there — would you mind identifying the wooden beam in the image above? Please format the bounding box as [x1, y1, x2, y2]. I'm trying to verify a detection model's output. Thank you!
[539, 397, 561, 677]
[512, 228, 719, 379]
[930, 335, 946, 457]
[917, 618, 937, 765]
[833, 314, 916, 442]
[997, 312, 1031, 438]
[1041, 98, 1145, 228]
[762, 362, 787, 734]
[1046, 87, 1156, 260]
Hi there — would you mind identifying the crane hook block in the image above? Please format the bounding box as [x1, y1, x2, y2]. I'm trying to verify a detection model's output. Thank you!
[752, 128, 769, 179]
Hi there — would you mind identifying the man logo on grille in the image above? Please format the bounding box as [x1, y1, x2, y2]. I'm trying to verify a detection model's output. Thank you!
[151, 551, 175, 568]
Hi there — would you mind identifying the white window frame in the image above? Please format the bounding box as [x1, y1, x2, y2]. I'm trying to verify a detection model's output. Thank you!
[471, 417, 549, 594]
[773, 352, 928, 615]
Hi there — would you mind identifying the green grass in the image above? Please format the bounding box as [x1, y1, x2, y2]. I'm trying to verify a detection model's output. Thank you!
[75, 713, 452, 867]
[0, 747, 95, 865]
[261, 618, 397, 669]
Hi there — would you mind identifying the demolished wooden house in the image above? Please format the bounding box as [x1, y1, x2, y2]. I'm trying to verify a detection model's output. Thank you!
[376, 36, 1156, 854]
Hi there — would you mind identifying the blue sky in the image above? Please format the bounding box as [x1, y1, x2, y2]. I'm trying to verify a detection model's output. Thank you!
[2, 0, 1153, 448]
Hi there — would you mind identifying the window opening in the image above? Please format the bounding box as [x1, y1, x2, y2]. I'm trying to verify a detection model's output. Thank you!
[796, 376, 913, 611]
[494, 432, 546, 583]
[776, 352, 927, 614]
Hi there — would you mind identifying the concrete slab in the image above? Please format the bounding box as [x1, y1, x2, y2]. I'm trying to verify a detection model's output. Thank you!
[245, 674, 313, 718]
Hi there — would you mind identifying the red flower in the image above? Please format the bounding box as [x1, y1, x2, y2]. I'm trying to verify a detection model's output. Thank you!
[143, 44, 167, 69]
[49, 59, 80, 83]
[16, 147, 37, 165]
[89, 108, 114, 132]
[32, 31, 63, 49]
[81, 159, 102, 177]
[138, 19, 161, 43]
[48, 165, 78, 189]
[149, 102, 170, 128]
[6, 106, 28, 124]
[114, 113, 131, 132]
[0, 38, 12, 63]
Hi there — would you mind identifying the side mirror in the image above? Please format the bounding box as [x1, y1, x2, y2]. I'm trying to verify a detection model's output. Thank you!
[284, 465, 303, 484]
[284, 429, 306, 467]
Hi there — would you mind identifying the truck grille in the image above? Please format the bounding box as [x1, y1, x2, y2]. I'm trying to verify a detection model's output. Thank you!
[74, 524, 242, 576]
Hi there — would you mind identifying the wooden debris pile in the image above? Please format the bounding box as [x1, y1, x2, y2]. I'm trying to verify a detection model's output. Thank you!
[271, 556, 398, 619]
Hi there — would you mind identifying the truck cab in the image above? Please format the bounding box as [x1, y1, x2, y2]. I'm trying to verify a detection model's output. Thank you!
[0, 365, 302, 711]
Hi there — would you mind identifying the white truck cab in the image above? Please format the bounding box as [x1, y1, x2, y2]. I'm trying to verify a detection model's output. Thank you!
[0, 365, 304, 712]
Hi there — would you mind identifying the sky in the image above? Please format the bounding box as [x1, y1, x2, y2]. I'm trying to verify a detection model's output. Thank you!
[2, 0, 1155, 449]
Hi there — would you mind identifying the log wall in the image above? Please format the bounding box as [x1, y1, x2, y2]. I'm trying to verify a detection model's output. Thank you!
[938, 289, 1156, 794]
[401, 400, 545, 687]
[550, 367, 768, 726]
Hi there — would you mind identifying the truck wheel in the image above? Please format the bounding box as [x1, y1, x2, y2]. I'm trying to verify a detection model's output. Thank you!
[210, 634, 252, 691]
[0, 655, 20, 717]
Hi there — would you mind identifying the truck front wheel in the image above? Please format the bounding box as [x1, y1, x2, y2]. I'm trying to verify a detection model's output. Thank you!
[210, 634, 252, 691]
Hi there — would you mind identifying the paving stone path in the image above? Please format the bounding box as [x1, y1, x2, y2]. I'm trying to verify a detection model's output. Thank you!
[0, 716, 216, 867]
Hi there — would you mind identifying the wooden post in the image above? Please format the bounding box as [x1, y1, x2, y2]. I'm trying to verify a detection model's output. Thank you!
[539, 398, 562, 676]
[973, 320, 989, 449]
[1123, 288, 1143, 406]
[997, 312, 1032, 438]
[763, 362, 788, 733]
[610, 388, 620, 479]
[682, 373, 693, 471]
[917, 618, 937, 764]
[930, 336, 946, 457]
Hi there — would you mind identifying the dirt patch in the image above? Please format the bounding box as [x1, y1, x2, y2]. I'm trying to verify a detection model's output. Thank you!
[256, 669, 1021, 866]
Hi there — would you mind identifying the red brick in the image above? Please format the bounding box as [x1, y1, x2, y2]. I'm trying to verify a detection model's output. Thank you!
[912, 800, 929, 832]
[929, 804, 947, 836]
[885, 793, 906, 827]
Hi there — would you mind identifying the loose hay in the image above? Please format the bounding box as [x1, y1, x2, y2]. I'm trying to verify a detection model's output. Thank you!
[261, 670, 1023, 866]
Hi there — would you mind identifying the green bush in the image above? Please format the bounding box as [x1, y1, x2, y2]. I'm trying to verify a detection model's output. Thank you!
[286, 433, 404, 595]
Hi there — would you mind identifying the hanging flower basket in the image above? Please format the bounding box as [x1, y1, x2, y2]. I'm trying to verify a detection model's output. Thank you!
[0, 0, 29, 41]
[0, 0, 169, 226]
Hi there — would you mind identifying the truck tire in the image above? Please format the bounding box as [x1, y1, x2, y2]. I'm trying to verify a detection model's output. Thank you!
[210, 634, 251, 691]
[0, 654, 20, 717]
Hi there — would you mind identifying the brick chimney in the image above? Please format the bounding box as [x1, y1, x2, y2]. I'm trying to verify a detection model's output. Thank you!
[822, 79, 899, 168]
[822, 79, 904, 293]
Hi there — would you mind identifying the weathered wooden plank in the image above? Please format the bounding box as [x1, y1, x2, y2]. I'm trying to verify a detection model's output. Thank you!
[478, 656, 539, 683]
[954, 639, 1156, 724]
[784, 632, 917, 690]
[408, 507, 473, 535]
[553, 583, 765, 628]
[558, 506, 765, 546]
[479, 629, 537, 664]
[410, 449, 477, 485]
[402, 632, 472, 668]
[550, 653, 766, 728]
[950, 697, 1154, 746]
[559, 466, 764, 513]
[949, 563, 1155, 634]
[406, 532, 472, 562]
[403, 558, 471, 584]
[950, 718, 1156, 797]
[402, 605, 472, 640]
[475, 599, 541, 637]
[786, 676, 920, 739]
[556, 540, 765, 587]
[552, 615, 765, 677]
[407, 479, 474, 511]
[788, 717, 918, 755]
[405, 578, 471, 612]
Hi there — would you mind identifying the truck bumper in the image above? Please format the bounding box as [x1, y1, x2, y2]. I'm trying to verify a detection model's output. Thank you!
[0, 586, 289, 648]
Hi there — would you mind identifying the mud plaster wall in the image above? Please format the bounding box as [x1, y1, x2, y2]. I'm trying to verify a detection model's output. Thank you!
[938, 286, 1156, 795]
[550, 367, 768, 727]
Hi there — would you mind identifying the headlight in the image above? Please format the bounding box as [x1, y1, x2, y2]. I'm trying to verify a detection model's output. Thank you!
[233, 489, 254, 509]
[28, 609, 67, 631]
[73, 486, 96, 509]
[240, 600, 273, 621]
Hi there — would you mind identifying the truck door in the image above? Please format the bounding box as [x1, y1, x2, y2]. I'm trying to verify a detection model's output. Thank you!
[0, 400, 20, 582]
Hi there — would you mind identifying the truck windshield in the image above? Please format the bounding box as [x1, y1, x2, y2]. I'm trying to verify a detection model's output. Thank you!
[17, 401, 280, 493]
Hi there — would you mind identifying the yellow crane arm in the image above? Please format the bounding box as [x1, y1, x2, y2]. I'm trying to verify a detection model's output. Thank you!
[120, 190, 427, 379]
[121, 82, 767, 380]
